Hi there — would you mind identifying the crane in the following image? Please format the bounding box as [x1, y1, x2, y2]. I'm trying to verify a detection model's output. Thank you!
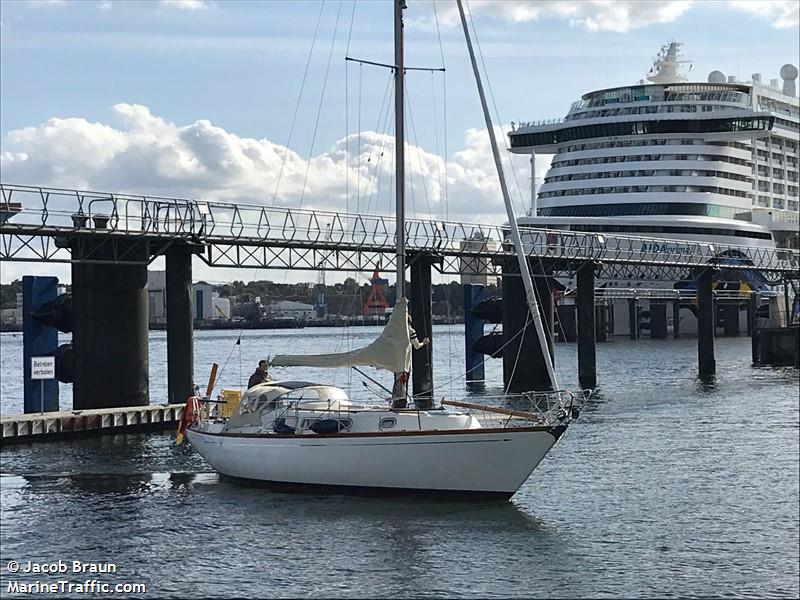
[362, 260, 389, 318]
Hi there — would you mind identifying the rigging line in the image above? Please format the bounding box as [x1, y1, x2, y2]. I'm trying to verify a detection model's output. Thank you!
[534, 251, 571, 356]
[372, 111, 395, 216]
[404, 87, 417, 219]
[212, 330, 243, 395]
[364, 94, 395, 215]
[357, 63, 363, 214]
[271, 0, 326, 205]
[363, 71, 395, 215]
[298, 0, 344, 211]
[345, 0, 357, 54]
[433, 0, 450, 222]
[344, 0, 356, 220]
[360, 73, 389, 215]
[504, 312, 531, 396]
[443, 72, 449, 221]
[346, 55, 349, 215]
[430, 71, 443, 221]
[405, 80, 434, 219]
[465, 1, 527, 215]
[422, 315, 532, 397]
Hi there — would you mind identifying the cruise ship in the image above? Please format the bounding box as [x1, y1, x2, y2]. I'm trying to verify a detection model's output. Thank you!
[509, 43, 799, 256]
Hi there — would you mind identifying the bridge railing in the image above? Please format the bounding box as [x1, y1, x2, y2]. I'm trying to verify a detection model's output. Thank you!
[1, 183, 798, 274]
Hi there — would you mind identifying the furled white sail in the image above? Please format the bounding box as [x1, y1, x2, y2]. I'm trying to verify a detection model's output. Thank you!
[271, 298, 412, 373]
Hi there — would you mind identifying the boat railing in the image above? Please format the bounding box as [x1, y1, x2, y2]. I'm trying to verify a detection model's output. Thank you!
[442, 389, 588, 428]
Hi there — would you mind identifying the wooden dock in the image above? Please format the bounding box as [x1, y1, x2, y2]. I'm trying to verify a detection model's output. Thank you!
[1, 404, 185, 444]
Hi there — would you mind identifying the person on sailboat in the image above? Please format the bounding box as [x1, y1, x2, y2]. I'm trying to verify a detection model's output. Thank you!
[247, 360, 271, 389]
[390, 315, 430, 409]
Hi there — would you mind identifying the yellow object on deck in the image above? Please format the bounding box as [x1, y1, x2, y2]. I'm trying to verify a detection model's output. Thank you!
[219, 389, 242, 418]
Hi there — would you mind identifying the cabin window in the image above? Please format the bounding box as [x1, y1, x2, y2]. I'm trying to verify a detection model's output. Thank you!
[379, 417, 397, 430]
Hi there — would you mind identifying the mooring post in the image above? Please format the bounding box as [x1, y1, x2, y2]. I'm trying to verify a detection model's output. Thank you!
[628, 298, 638, 340]
[556, 301, 577, 343]
[595, 302, 608, 342]
[22, 276, 59, 413]
[576, 262, 596, 390]
[410, 254, 434, 409]
[166, 245, 195, 405]
[672, 300, 681, 339]
[697, 268, 716, 379]
[72, 242, 149, 409]
[502, 260, 554, 392]
[463, 283, 485, 383]
[650, 302, 668, 339]
[749, 292, 759, 364]
[722, 302, 740, 337]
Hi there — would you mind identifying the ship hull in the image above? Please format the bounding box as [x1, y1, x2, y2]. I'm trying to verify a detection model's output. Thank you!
[186, 426, 564, 498]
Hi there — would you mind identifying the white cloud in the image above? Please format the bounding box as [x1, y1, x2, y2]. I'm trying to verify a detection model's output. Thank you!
[97, 0, 112, 11]
[159, 0, 213, 11]
[412, 0, 693, 33]
[729, 0, 800, 29]
[1, 104, 538, 225]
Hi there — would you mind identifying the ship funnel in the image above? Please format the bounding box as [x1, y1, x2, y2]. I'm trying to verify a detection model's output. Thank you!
[752, 73, 761, 85]
[727, 75, 736, 83]
[780, 64, 798, 96]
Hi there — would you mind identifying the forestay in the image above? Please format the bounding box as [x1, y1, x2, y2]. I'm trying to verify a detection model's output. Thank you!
[271, 298, 412, 373]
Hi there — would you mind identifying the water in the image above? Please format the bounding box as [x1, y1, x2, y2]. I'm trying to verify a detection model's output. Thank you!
[1, 328, 798, 598]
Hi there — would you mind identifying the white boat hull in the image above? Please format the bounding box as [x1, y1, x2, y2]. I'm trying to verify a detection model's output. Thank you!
[186, 425, 566, 499]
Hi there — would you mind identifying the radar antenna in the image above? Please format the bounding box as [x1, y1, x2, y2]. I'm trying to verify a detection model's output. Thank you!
[646, 41, 692, 84]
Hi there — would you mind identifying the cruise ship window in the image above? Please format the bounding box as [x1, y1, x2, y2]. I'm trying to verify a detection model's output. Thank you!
[773, 198, 785, 209]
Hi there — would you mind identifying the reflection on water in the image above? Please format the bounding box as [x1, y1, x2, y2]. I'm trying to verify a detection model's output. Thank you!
[1, 330, 798, 598]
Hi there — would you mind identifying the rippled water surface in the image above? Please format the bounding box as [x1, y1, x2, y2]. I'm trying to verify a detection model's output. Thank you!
[1, 328, 798, 598]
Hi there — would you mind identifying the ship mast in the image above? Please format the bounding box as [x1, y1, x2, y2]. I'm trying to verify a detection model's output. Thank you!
[456, 0, 559, 391]
[394, 0, 406, 299]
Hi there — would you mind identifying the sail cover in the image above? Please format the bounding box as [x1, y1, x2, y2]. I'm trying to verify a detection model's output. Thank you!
[271, 298, 412, 373]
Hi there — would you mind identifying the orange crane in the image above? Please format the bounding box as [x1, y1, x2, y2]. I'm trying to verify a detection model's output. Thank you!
[362, 261, 390, 317]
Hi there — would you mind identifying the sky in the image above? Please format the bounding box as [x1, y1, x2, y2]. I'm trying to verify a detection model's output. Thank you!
[1, 0, 798, 286]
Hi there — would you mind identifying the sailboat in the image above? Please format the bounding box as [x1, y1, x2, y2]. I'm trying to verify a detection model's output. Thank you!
[186, 0, 584, 500]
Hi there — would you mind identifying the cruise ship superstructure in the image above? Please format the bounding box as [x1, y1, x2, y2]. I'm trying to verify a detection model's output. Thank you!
[509, 43, 799, 254]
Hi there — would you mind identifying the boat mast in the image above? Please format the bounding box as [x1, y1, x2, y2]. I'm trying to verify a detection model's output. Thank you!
[530, 151, 536, 216]
[455, 0, 560, 391]
[394, 0, 406, 300]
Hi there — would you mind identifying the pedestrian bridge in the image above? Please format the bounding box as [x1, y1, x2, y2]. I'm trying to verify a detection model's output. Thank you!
[1, 183, 797, 282]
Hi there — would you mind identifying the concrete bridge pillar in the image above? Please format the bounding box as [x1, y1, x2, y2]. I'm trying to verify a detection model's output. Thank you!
[722, 303, 740, 337]
[409, 254, 434, 409]
[576, 263, 597, 390]
[71, 243, 149, 409]
[697, 268, 716, 380]
[166, 245, 194, 405]
[672, 301, 681, 339]
[463, 284, 485, 384]
[502, 260, 554, 392]
[650, 302, 668, 339]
